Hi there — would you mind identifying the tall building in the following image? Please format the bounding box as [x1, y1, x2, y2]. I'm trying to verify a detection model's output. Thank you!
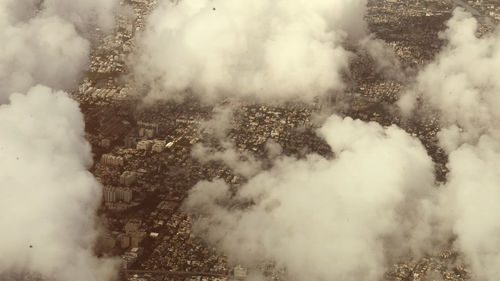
[119, 234, 130, 249]
[100, 154, 124, 166]
[120, 171, 137, 186]
[117, 187, 133, 203]
[131, 232, 146, 248]
[152, 140, 166, 153]
[136, 140, 153, 151]
[103, 186, 117, 203]
[103, 233, 117, 249]
[234, 265, 248, 280]
[137, 121, 159, 139]
[124, 136, 137, 149]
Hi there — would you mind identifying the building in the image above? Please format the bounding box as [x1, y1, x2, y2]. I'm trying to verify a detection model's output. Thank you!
[121, 247, 143, 269]
[117, 187, 133, 203]
[234, 265, 247, 280]
[120, 171, 137, 186]
[124, 136, 137, 149]
[120, 234, 130, 249]
[103, 186, 117, 203]
[100, 154, 124, 166]
[145, 128, 155, 139]
[105, 186, 132, 203]
[131, 232, 146, 248]
[124, 220, 141, 233]
[100, 138, 111, 148]
[137, 121, 159, 138]
[138, 127, 145, 138]
[103, 233, 117, 249]
[136, 140, 153, 151]
[152, 140, 166, 153]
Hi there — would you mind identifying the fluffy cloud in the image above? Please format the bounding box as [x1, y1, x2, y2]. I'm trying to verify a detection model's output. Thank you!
[130, 0, 368, 103]
[398, 8, 500, 148]
[0, 0, 119, 102]
[440, 136, 500, 281]
[0, 1, 120, 280]
[0, 86, 118, 281]
[185, 116, 438, 281]
[399, 9, 500, 280]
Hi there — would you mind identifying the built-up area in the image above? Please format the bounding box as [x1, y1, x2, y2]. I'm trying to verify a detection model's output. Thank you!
[71, 0, 499, 280]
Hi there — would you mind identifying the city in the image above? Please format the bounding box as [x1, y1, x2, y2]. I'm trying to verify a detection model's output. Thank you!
[1, 0, 500, 281]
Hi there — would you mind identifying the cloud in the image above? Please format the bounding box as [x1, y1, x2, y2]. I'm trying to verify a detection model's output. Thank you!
[0, 0, 119, 102]
[398, 9, 500, 280]
[130, 0, 369, 103]
[0, 16, 89, 102]
[184, 115, 438, 281]
[439, 136, 500, 281]
[0, 85, 119, 281]
[199, 104, 236, 139]
[359, 35, 405, 81]
[398, 8, 500, 148]
[192, 141, 263, 178]
[0, 1, 120, 280]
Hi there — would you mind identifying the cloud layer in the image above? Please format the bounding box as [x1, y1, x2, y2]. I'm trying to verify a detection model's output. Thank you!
[130, 0, 368, 103]
[185, 116, 438, 281]
[0, 86, 118, 281]
[398, 8, 500, 148]
[400, 9, 500, 280]
[0, 0, 119, 102]
[0, 0, 120, 280]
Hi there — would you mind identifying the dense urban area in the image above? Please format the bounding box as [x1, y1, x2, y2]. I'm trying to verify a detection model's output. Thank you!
[48, 0, 500, 280]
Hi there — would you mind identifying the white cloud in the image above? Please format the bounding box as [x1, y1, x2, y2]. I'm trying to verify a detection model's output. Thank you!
[130, 0, 368, 103]
[0, 86, 118, 281]
[399, 9, 500, 280]
[185, 116, 438, 281]
[0, 0, 119, 102]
